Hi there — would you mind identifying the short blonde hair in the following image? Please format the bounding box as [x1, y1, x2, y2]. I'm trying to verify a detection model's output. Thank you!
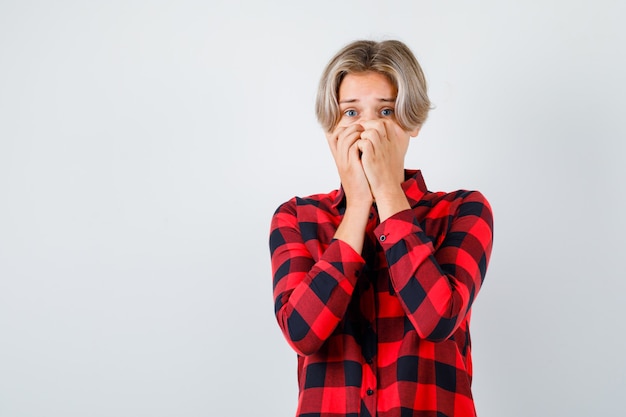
[315, 39, 431, 132]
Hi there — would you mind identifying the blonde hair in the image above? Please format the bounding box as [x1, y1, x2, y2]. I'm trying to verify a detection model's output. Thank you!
[315, 39, 431, 132]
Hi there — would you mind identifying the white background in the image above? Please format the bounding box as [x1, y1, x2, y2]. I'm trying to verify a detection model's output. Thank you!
[1, 1, 625, 416]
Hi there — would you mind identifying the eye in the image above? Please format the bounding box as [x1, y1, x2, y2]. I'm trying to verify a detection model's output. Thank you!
[344, 109, 358, 117]
[381, 108, 394, 117]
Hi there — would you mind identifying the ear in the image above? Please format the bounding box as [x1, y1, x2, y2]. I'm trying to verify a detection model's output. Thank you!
[409, 126, 421, 138]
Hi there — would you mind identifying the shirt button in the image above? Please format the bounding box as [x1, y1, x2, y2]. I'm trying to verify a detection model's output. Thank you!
[369, 212, 374, 219]
[366, 358, 373, 364]
[366, 389, 374, 396]
[379, 235, 386, 242]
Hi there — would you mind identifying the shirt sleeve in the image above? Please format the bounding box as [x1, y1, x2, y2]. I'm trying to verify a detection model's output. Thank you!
[269, 198, 366, 356]
[373, 191, 494, 342]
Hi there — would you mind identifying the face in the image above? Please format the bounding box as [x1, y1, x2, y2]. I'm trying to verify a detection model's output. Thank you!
[337, 71, 419, 150]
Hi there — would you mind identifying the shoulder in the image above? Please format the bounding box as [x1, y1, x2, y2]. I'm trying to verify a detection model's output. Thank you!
[422, 189, 493, 225]
[272, 189, 340, 217]
[446, 189, 491, 211]
[429, 188, 490, 209]
[451, 190, 492, 218]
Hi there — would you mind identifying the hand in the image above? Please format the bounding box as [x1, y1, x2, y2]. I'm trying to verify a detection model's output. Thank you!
[356, 119, 410, 201]
[326, 124, 373, 207]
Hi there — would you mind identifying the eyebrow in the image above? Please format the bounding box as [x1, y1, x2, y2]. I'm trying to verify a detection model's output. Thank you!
[339, 97, 396, 104]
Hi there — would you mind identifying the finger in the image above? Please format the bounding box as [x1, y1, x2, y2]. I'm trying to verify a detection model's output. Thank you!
[359, 130, 382, 154]
[337, 128, 364, 155]
[360, 129, 381, 142]
[326, 124, 354, 158]
[356, 137, 374, 157]
[338, 123, 364, 143]
[325, 125, 345, 148]
[348, 141, 362, 164]
[360, 120, 387, 141]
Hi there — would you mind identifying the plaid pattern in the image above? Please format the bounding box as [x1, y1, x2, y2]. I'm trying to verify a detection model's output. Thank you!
[270, 170, 493, 417]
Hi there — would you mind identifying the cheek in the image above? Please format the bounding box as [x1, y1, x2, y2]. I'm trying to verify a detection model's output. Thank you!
[400, 138, 410, 154]
[337, 116, 359, 128]
[394, 128, 411, 154]
[390, 124, 410, 145]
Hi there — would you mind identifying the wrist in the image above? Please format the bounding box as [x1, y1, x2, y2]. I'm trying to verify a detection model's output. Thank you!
[335, 203, 370, 255]
[373, 188, 410, 222]
[372, 183, 405, 203]
[345, 196, 373, 211]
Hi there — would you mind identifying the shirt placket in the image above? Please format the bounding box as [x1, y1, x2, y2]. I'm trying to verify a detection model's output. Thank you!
[361, 207, 379, 413]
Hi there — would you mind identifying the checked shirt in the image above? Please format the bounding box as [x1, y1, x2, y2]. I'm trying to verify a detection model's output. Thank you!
[269, 170, 493, 417]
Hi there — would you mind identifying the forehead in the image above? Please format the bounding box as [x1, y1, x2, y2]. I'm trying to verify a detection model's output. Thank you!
[338, 71, 397, 100]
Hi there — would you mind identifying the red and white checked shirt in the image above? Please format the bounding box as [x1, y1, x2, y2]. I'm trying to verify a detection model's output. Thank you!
[269, 170, 493, 417]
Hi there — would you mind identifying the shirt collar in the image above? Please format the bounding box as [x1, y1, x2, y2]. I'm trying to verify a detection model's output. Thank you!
[331, 169, 428, 209]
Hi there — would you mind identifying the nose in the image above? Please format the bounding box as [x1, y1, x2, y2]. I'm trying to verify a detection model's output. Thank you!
[358, 109, 380, 123]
